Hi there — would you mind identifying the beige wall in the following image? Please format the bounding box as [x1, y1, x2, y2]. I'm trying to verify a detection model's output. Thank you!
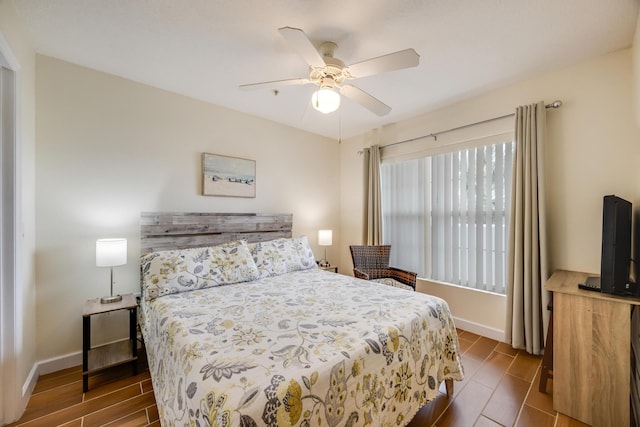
[634, 12, 640, 126]
[0, 0, 37, 421]
[340, 48, 640, 338]
[35, 56, 340, 361]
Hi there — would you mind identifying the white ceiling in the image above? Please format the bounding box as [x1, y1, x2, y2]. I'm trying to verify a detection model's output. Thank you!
[13, 0, 640, 140]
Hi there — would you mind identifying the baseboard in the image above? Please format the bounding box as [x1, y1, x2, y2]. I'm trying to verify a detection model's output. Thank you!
[12, 352, 81, 425]
[21, 363, 38, 398]
[453, 316, 505, 342]
[34, 351, 82, 376]
[31, 337, 136, 381]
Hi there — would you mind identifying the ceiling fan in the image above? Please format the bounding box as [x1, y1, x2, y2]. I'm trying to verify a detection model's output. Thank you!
[239, 27, 420, 116]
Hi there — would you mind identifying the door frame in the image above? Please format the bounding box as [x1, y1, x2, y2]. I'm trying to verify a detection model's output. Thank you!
[0, 31, 22, 425]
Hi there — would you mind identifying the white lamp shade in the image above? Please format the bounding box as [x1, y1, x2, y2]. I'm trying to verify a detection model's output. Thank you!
[96, 238, 127, 267]
[311, 88, 340, 114]
[318, 230, 333, 246]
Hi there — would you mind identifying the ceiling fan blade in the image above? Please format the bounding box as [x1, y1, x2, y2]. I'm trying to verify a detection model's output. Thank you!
[278, 26, 326, 69]
[340, 84, 391, 116]
[346, 48, 420, 79]
[239, 77, 311, 90]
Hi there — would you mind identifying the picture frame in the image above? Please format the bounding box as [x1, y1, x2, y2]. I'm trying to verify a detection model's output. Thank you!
[202, 153, 256, 198]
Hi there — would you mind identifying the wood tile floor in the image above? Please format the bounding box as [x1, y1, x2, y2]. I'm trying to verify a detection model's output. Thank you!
[6, 329, 591, 427]
[407, 330, 589, 427]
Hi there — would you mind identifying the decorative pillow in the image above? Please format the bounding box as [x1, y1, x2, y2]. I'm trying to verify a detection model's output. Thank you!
[249, 236, 317, 278]
[141, 240, 259, 301]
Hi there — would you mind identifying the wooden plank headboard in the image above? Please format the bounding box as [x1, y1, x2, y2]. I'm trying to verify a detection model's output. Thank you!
[140, 212, 293, 254]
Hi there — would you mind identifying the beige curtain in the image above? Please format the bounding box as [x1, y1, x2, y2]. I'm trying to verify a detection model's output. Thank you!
[506, 101, 550, 356]
[364, 145, 382, 245]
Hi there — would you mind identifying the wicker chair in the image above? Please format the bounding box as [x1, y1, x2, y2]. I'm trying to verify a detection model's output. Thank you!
[349, 245, 417, 291]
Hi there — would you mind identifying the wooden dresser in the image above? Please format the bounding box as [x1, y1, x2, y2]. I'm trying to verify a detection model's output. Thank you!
[545, 270, 640, 427]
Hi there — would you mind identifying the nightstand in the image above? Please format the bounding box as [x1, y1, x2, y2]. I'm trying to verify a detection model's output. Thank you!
[319, 265, 338, 273]
[82, 293, 138, 392]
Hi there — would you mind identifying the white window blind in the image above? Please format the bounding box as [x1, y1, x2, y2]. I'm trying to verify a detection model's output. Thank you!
[381, 139, 514, 294]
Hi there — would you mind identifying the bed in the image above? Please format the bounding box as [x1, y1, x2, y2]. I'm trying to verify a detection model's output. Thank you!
[139, 212, 464, 427]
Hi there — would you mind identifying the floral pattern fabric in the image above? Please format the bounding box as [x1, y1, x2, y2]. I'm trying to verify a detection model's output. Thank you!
[141, 240, 259, 301]
[141, 268, 464, 427]
[248, 236, 317, 279]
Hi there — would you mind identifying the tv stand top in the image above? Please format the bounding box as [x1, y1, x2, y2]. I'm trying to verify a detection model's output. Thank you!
[546, 270, 640, 305]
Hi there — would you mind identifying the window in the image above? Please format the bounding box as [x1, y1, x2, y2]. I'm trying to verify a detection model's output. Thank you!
[380, 139, 514, 294]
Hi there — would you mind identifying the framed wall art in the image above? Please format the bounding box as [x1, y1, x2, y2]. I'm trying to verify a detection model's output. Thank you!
[202, 153, 256, 198]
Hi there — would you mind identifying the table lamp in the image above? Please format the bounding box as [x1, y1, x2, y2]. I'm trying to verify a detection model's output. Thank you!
[318, 229, 332, 267]
[96, 238, 127, 304]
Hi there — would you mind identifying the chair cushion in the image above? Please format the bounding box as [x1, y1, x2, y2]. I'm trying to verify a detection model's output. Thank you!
[371, 277, 414, 291]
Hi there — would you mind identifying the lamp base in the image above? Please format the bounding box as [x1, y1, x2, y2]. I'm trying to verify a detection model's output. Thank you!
[100, 294, 122, 304]
[318, 259, 330, 268]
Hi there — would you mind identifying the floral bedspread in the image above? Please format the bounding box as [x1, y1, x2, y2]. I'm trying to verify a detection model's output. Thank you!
[141, 268, 464, 427]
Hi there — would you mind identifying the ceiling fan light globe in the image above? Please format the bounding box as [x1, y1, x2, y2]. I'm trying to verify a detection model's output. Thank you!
[312, 88, 340, 114]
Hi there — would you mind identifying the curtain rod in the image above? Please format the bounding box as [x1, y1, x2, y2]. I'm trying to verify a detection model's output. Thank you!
[381, 100, 562, 149]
